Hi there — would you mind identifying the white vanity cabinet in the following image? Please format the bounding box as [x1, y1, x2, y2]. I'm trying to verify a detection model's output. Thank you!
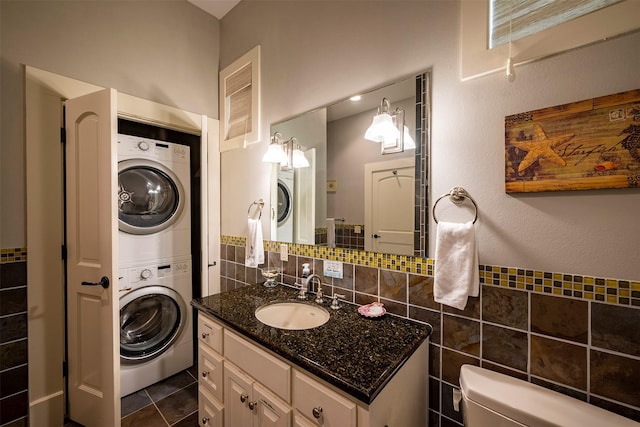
[198, 314, 225, 427]
[224, 362, 292, 427]
[197, 311, 428, 427]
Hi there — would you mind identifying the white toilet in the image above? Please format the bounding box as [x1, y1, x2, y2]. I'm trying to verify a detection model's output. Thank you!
[458, 364, 638, 426]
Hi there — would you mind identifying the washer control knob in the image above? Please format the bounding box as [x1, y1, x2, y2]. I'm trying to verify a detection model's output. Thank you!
[137, 141, 150, 151]
[140, 269, 152, 280]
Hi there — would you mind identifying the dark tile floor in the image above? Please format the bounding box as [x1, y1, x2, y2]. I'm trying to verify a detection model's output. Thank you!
[65, 366, 199, 427]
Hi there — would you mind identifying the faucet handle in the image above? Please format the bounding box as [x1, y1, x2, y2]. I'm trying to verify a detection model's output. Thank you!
[330, 293, 345, 310]
[296, 283, 307, 300]
[315, 286, 324, 304]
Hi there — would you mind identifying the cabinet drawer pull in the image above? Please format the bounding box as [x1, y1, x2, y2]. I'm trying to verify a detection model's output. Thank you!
[248, 401, 258, 410]
[201, 416, 210, 424]
[201, 370, 209, 378]
[201, 332, 210, 339]
[240, 393, 249, 403]
[312, 406, 323, 419]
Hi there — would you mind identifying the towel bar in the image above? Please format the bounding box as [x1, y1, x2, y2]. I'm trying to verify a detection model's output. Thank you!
[432, 187, 478, 224]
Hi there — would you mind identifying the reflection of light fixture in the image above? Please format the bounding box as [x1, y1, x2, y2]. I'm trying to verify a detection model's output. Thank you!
[403, 126, 416, 149]
[364, 97, 415, 154]
[292, 140, 310, 168]
[262, 132, 308, 169]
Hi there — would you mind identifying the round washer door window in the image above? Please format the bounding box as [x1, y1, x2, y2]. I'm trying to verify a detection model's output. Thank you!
[118, 159, 185, 235]
[120, 286, 186, 363]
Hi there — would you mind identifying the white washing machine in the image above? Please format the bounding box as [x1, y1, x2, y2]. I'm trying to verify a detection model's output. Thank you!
[118, 134, 191, 266]
[277, 169, 294, 242]
[119, 256, 193, 397]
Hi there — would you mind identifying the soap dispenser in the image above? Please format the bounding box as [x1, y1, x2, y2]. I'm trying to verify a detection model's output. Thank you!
[302, 263, 310, 278]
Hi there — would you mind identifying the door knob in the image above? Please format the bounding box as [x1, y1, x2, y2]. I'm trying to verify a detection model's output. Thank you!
[81, 276, 110, 289]
[372, 233, 381, 239]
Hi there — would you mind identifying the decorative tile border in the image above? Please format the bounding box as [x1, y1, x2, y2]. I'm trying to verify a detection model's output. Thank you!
[221, 235, 639, 307]
[1, 248, 27, 263]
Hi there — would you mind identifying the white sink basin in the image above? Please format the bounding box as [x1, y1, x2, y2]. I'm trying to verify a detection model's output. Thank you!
[255, 302, 330, 330]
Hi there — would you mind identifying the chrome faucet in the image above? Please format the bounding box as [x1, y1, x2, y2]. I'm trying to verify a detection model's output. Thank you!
[303, 274, 325, 304]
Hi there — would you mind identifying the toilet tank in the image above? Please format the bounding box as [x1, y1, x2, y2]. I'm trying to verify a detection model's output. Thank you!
[459, 365, 638, 427]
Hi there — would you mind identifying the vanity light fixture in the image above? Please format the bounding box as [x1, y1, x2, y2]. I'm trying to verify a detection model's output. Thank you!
[263, 132, 309, 169]
[364, 97, 415, 154]
[262, 132, 288, 164]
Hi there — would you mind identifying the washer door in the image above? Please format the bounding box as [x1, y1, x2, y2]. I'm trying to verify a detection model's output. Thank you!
[120, 286, 186, 363]
[277, 180, 292, 225]
[118, 159, 185, 235]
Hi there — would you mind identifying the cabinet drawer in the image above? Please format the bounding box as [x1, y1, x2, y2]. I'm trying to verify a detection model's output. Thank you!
[224, 330, 291, 402]
[198, 342, 224, 403]
[198, 313, 223, 354]
[199, 387, 223, 427]
[293, 370, 357, 427]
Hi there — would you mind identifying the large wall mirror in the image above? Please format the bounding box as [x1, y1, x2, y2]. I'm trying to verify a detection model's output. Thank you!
[268, 70, 431, 257]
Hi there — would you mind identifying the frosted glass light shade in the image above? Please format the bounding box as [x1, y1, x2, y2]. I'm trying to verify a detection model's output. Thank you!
[403, 126, 416, 149]
[292, 148, 309, 168]
[262, 143, 287, 163]
[364, 113, 401, 143]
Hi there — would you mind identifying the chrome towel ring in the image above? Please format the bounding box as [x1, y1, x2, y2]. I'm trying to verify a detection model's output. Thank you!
[432, 187, 478, 224]
[248, 199, 264, 220]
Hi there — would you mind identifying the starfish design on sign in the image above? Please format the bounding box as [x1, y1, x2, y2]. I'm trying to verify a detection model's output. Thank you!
[511, 123, 574, 173]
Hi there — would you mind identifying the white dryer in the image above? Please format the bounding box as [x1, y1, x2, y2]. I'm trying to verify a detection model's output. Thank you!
[119, 256, 193, 397]
[118, 134, 191, 266]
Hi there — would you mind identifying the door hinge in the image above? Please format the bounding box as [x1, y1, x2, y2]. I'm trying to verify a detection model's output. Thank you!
[62, 361, 68, 377]
[61, 245, 67, 261]
[60, 127, 66, 144]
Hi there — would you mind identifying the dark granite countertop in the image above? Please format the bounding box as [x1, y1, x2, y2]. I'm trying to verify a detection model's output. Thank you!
[191, 284, 432, 404]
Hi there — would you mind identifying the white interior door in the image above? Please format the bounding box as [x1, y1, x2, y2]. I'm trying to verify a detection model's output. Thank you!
[364, 158, 415, 255]
[206, 117, 221, 296]
[294, 148, 316, 245]
[65, 88, 120, 426]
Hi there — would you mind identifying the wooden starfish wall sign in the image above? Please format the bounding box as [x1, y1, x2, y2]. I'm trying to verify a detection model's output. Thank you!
[505, 88, 640, 193]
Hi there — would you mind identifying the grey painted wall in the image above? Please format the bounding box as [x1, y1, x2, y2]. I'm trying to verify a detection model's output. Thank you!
[219, 1, 640, 280]
[0, 0, 220, 247]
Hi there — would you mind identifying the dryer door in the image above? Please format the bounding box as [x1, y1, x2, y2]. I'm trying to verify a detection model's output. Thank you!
[277, 180, 292, 225]
[120, 286, 187, 363]
[118, 159, 185, 234]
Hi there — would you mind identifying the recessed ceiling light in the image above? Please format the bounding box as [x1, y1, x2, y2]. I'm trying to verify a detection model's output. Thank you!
[350, 95, 362, 102]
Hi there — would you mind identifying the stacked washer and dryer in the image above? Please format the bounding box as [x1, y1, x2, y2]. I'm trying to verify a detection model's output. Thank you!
[117, 134, 193, 397]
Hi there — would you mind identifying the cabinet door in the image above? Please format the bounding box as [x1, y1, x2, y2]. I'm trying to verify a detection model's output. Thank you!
[293, 370, 357, 427]
[199, 343, 224, 402]
[254, 383, 292, 427]
[199, 388, 223, 427]
[224, 363, 254, 426]
[293, 413, 316, 427]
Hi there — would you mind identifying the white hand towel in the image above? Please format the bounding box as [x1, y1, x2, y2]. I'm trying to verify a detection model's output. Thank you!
[245, 217, 264, 267]
[434, 221, 479, 310]
[326, 218, 336, 248]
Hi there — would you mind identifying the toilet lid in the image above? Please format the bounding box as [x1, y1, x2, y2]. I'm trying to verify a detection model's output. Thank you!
[459, 365, 637, 427]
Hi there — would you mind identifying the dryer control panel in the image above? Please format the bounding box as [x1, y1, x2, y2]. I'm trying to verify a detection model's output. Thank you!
[117, 134, 190, 163]
[119, 257, 191, 290]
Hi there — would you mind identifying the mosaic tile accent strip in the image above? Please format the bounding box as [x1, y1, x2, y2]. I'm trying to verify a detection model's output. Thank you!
[222, 236, 639, 307]
[0, 248, 27, 263]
